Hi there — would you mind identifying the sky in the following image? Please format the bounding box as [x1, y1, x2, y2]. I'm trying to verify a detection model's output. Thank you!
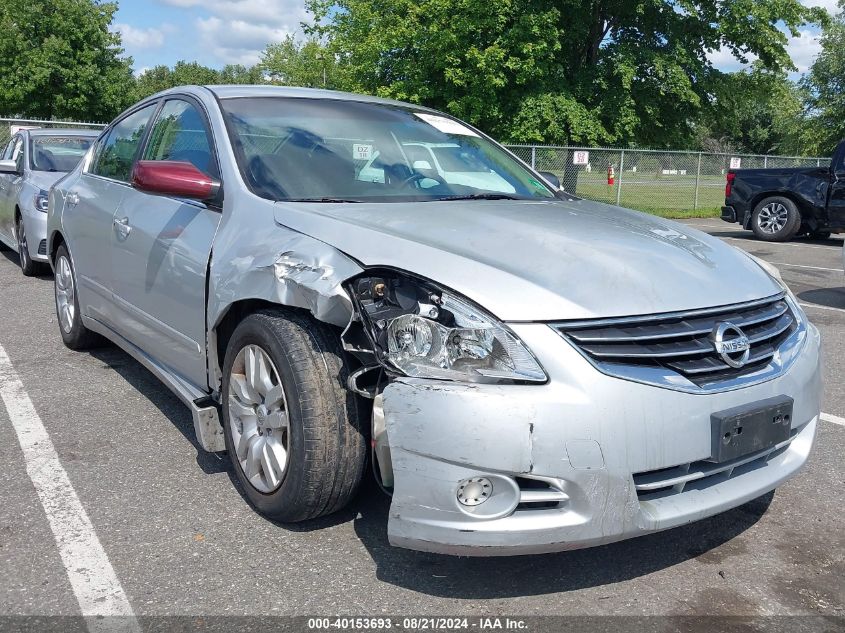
[114, 0, 841, 77]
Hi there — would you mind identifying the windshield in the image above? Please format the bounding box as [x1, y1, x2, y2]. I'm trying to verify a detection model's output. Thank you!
[220, 97, 556, 202]
[30, 136, 94, 172]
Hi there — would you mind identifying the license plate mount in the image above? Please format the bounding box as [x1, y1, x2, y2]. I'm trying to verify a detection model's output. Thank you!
[708, 396, 794, 463]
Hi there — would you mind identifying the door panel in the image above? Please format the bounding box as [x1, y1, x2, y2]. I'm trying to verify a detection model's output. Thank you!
[828, 159, 845, 229]
[0, 137, 24, 243]
[67, 174, 127, 324]
[109, 98, 221, 389]
[110, 197, 219, 386]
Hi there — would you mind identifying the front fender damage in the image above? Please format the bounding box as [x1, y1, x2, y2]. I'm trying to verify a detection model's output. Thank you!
[206, 231, 364, 395]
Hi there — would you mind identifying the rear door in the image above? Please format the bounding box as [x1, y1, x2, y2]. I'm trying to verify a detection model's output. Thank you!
[109, 97, 222, 389]
[827, 144, 845, 229]
[68, 103, 159, 325]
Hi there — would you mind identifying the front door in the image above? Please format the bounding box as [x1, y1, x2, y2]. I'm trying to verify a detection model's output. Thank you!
[827, 147, 845, 229]
[109, 98, 222, 390]
[0, 136, 24, 245]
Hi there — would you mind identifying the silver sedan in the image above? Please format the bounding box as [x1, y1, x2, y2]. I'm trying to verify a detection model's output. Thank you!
[0, 128, 97, 275]
[47, 86, 821, 555]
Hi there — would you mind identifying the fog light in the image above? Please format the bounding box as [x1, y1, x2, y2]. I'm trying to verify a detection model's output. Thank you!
[456, 477, 493, 506]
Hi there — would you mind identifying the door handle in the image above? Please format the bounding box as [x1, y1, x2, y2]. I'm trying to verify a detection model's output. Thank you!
[113, 216, 131, 239]
[67, 191, 79, 207]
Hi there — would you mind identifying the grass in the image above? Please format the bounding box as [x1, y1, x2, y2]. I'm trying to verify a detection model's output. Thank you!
[560, 173, 726, 219]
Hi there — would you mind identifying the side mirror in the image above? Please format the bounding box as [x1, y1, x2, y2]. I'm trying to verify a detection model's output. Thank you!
[412, 160, 433, 171]
[539, 171, 561, 190]
[131, 160, 220, 201]
[0, 159, 20, 174]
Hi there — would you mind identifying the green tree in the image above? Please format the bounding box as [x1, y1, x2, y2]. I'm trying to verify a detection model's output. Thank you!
[802, 1, 845, 156]
[134, 61, 224, 100]
[219, 64, 265, 84]
[260, 35, 340, 88]
[134, 61, 263, 101]
[0, 0, 134, 120]
[306, 0, 827, 147]
[695, 68, 810, 156]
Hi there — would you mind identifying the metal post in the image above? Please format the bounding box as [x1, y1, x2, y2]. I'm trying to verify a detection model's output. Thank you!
[615, 149, 624, 206]
[694, 152, 702, 210]
[531, 146, 536, 169]
[764, 155, 768, 169]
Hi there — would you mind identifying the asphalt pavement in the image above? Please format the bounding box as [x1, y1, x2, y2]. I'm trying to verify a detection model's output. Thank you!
[0, 218, 842, 626]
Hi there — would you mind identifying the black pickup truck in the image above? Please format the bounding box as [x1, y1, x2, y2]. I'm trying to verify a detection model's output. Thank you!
[721, 139, 845, 241]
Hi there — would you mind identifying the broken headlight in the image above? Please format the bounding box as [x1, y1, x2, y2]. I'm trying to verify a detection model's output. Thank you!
[350, 272, 546, 383]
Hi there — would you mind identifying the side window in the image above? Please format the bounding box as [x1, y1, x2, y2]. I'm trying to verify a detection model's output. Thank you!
[143, 99, 218, 178]
[11, 137, 24, 171]
[2, 137, 16, 160]
[92, 104, 158, 182]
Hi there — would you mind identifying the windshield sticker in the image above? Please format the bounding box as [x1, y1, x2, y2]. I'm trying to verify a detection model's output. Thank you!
[353, 143, 373, 160]
[414, 113, 480, 137]
[528, 178, 546, 190]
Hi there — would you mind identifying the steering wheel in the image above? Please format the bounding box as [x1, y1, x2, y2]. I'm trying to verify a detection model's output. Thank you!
[398, 172, 447, 189]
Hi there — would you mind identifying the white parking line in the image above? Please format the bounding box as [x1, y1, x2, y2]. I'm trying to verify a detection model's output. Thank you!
[0, 343, 140, 633]
[718, 236, 842, 252]
[767, 262, 844, 273]
[822, 412, 845, 427]
[800, 302, 845, 314]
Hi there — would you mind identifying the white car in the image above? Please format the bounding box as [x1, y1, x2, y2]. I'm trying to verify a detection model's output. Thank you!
[359, 142, 517, 192]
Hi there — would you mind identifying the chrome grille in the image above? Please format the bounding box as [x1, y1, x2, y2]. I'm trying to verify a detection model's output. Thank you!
[556, 294, 797, 388]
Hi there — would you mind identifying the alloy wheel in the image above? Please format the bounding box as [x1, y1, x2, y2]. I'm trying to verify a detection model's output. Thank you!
[757, 202, 789, 234]
[55, 255, 76, 333]
[228, 344, 290, 493]
[17, 220, 29, 270]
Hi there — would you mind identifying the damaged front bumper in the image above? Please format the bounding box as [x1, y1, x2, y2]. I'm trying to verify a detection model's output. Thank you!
[382, 322, 822, 556]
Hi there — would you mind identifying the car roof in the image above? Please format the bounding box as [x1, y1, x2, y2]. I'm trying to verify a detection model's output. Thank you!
[26, 128, 100, 138]
[140, 84, 440, 115]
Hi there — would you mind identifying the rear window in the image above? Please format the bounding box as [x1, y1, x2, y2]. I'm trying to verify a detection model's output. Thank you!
[30, 136, 94, 172]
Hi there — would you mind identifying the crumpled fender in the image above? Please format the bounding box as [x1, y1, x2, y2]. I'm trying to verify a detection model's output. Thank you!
[206, 215, 364, 390]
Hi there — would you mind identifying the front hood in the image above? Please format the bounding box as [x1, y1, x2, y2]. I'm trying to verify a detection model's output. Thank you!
[273, 198, 781, 321]
[29, 170, 67, 192]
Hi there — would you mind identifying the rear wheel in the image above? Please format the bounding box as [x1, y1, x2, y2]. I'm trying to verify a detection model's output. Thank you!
[16, 216, 42, 276]
[54, 245, 100, 349]
[222, 309, 366, 522]
[751, 197, 801, 242]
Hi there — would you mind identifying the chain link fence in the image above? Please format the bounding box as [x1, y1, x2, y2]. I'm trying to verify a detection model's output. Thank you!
[0, 117, 106, 148]
[505, 145, 831, 215]
[1, 117, 829, 216]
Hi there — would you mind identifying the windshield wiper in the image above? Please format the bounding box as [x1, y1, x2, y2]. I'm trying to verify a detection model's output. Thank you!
[286, 197, 362, 203]
[431, 193, 525, 201]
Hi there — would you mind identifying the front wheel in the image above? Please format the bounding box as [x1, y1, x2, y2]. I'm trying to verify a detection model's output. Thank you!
[750, 197, 801, 242]
[222, 309, 366, 522]
[17, 217, 42, 276]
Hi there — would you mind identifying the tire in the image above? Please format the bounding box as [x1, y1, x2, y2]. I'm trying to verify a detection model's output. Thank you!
[222, 308, 367, 522]
[16, 216, 42, 276]
[750, 197, 801, 242]
[54, 244, 100, 350]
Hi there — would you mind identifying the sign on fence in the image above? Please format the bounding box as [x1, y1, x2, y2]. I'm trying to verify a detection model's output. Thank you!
[730, 157, 742, 169]
[572, 151, 590, 165]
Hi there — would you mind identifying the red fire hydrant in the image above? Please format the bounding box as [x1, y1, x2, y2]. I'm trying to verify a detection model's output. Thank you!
[607, 164, 615, 186]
